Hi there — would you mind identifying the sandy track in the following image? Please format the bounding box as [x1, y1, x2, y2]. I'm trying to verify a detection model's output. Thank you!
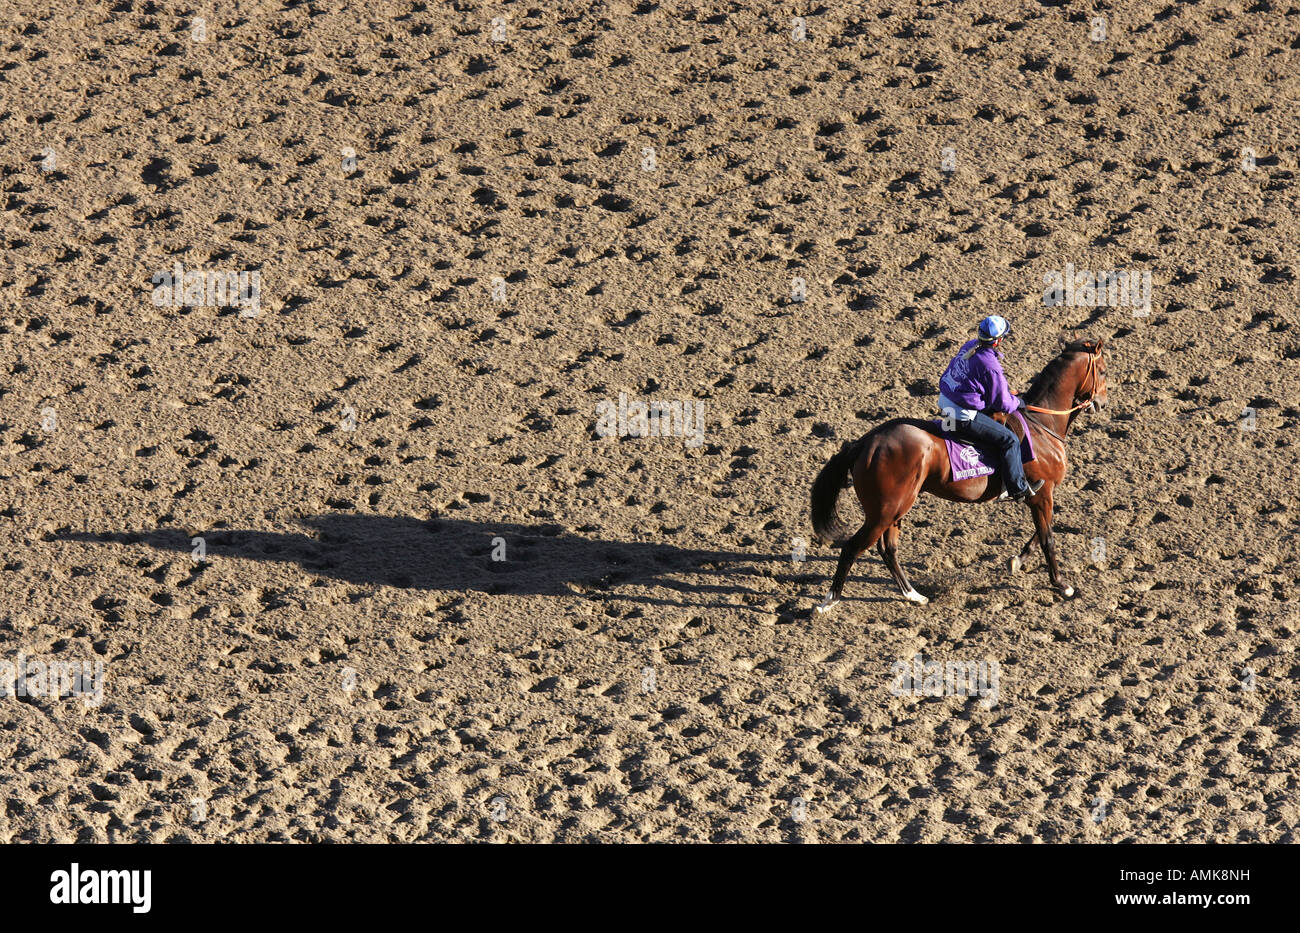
[1, 1, 1297, 841]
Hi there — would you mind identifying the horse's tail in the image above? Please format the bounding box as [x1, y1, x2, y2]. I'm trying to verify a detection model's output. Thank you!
[812, 418, 938, 544]
[810, 437, 866, 545]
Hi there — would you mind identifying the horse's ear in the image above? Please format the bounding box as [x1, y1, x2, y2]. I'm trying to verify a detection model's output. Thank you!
[1095, 337, 1104, 351]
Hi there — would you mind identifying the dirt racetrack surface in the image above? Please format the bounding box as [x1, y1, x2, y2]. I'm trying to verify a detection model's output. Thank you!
[1, 1, 1298, 842]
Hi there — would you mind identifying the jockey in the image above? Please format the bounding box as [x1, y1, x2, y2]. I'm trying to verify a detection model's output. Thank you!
[938, 315, 1045, 502]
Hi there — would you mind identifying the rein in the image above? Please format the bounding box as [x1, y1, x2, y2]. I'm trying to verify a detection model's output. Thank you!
[1023, 412, 1064, 443]
[1024, 350, 1099, 417]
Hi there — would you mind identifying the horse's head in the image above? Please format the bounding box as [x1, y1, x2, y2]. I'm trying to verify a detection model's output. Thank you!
[1065, 337, 1107, 412]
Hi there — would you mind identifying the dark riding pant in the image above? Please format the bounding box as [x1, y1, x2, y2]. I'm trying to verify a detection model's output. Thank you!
[953, 411, 1029, 496]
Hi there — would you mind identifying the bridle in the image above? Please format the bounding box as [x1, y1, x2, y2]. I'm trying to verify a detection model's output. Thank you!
[1024, 349, 1101, 417]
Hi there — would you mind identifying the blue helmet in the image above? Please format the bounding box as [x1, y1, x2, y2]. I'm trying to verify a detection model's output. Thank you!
[978, 315, 1010, 342]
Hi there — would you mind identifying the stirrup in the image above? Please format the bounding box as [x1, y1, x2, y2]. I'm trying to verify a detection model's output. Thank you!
[999, 479, 1044, 501]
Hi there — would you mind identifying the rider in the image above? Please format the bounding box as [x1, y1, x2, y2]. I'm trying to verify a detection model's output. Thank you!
[938, 315, 1045, 502]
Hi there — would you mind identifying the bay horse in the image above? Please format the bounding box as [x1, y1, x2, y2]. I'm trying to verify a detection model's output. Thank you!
[809, 338, 1107, 611]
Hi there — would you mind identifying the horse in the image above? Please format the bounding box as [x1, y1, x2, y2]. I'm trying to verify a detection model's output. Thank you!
[808, 337, 1107, 611]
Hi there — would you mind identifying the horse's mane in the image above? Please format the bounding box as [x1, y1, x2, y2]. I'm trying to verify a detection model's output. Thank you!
[1024, 339, 1096, 402]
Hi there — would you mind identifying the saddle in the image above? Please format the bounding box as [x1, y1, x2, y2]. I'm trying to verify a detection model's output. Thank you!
[930, 409, 1036, 482]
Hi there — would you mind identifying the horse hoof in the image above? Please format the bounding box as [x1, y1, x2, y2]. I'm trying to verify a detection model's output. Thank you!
[1060, 585, 1076, 598]
[1009, 555, 1022, 574]
[903, 589, 929, 605]
[814, 593, 839, 614]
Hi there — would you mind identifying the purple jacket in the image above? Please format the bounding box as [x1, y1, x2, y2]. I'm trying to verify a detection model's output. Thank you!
[939, 340, 1019, 414]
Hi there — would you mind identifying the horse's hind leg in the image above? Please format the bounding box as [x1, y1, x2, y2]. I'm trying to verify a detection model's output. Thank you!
[816, 429, 928, 614]
[878, 523, 927, 605]
[815, 520, 887, 614]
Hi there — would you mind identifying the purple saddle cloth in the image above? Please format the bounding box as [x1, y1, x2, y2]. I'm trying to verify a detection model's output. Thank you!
[931, 409, 1036, 482]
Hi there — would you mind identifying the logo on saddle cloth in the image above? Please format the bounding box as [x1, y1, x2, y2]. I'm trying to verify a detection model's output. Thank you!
[933, 411, 1037, 482]
[952, 443, 982, 469]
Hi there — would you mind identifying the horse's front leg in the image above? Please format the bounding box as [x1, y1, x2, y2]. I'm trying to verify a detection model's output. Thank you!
[1009, 531, 1038, 573]
[1029, 488, 1074, 598]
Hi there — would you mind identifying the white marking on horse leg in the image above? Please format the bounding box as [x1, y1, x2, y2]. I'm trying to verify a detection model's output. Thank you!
[1009, 555, 1022, 574]
[1061, 585, 1075, 598]
[903, 588, 928, 605]
[815, 592, 839, 614]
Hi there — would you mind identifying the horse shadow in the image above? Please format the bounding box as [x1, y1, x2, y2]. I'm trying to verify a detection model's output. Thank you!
[50, 514, 885, 613]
